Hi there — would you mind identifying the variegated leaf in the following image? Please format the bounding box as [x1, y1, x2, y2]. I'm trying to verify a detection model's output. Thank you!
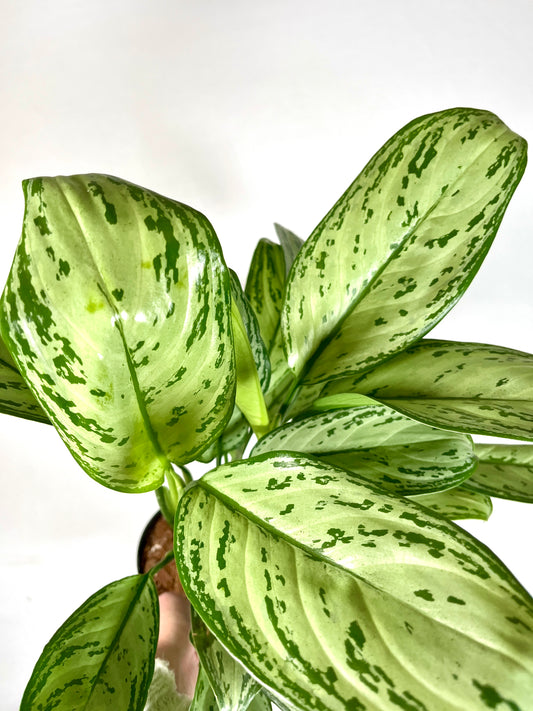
[199, 241, 292, 464]
[320, 339, 533, 441]
[264, 330, 295, 425]
[176, 453, 533, 711]
[231, 315, 268, 436]
[251, 693, 273, 711]
[0, 334, 49, 424]
[197, 405, 251, 464]
[274, 224, 303, 277]
[190, 667, 219, 711]
[245, 239, 285, 349]
[253, 404, 476, 495]
[231, 270, 270, 391]
[409, 486, 493, 521]
[21, 574, 158, 711]
[464, 443, 533, 502]
[192, 611, 262, 711]
[191, 667, 272, 711]
[281, 109, 527, 386]
[243, 236, 294, 430]
[0, 175, 235, 491]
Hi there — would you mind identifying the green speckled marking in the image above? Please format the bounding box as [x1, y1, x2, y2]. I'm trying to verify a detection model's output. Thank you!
[175, 453, 533, 711]
[253, 402, 476, 495]
[464, 443, 533, 502]
[191, 610, 265, 711]
[20, 574, 158, 710]
[281, 109, 526, 392]
[0, 174, 235, 491]
[321, 339, 533, 442]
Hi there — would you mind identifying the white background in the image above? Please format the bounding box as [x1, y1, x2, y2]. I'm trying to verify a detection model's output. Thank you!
[1, 1, 532, 708]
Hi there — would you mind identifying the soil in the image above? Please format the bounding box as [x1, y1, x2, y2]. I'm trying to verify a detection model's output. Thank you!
[138, 512, 185, 596]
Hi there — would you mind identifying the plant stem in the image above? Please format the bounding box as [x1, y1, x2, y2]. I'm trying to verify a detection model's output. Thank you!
[156, 487, 175, 525]
[147, 549, 175, 578]
[156, 465, 187, 524]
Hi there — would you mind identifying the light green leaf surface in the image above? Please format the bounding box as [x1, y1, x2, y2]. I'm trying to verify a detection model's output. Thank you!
[321, 339, 533, 441]
[464, 443, 533, 502]
[191, 667, 272, 711]
[253, 404, 476, 494]
[231, 270, 270, 391]
[245, 239, 285, 349]
[21, 574, 158, 711]
[230, 271, 270, 434]
[0, 334, 49, 424]
[249, 692, 273, 711]
[197, 405, 251, 464]
[281, 108, 527, 386]
[274, 224, 303, 277]
[190, 667, 219, 711]
[200, 237, 292, 463]
[0, 175, 235, 491]
[243, 236, 294, 428]
[231, 308, 268, 436]
[409, 486, 493, 521]
[176, 453, 533, 711]
[192, 611, 262, 711]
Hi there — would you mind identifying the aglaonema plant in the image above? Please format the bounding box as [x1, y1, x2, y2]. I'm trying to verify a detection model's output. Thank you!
[3, 107, 533, 711]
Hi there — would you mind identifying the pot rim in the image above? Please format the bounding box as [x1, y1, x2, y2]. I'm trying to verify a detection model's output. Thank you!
[136, 510, 163, 575]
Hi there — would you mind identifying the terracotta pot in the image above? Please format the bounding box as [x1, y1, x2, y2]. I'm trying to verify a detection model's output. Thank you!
[137, 511, 185, 596]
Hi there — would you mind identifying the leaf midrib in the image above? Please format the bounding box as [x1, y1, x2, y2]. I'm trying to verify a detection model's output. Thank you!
[84, 575, 154, 710]
[379, 395, 533, 403]
[56, 182, 169, 465]
[292, 125, 510, 386]
[194, 470, 532, 658]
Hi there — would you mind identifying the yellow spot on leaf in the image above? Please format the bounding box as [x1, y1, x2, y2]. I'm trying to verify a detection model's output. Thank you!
[86, 300, 105, 313]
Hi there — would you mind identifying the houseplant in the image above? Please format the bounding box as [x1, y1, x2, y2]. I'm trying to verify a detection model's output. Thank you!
[3, 106, 532, 710]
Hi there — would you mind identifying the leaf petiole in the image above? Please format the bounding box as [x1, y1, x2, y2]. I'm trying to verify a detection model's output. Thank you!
[156, 465, 187, 524]
[147, 549, 175, 578]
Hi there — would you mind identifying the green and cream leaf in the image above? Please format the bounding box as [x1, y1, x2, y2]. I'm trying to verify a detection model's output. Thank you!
[408, 486, 493, 521]
[197, 405, 251, 464]
[281, 108, 527, 386]
[21, 574, 158, 711]
[274, 224, 303, 277]
[176, 453, 533, 711]
[253, 403, 476, 494]
[0, 335, 49, 424]
[464, 443, 533, 502]
[320, 339, 533, 441]
[0, 175, 235, 491]
[190, 667, 219, 711]
[244, 236, 294, 428]
[245, 239, 285, 350]
[230, 270, 270, 435]
[231, 270, 270, 391]
[192, 611, 263, 711]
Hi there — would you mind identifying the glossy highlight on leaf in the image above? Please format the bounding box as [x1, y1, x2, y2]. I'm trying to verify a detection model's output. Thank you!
[0, 175, 235, 491]
[176, 453, 533, 711]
